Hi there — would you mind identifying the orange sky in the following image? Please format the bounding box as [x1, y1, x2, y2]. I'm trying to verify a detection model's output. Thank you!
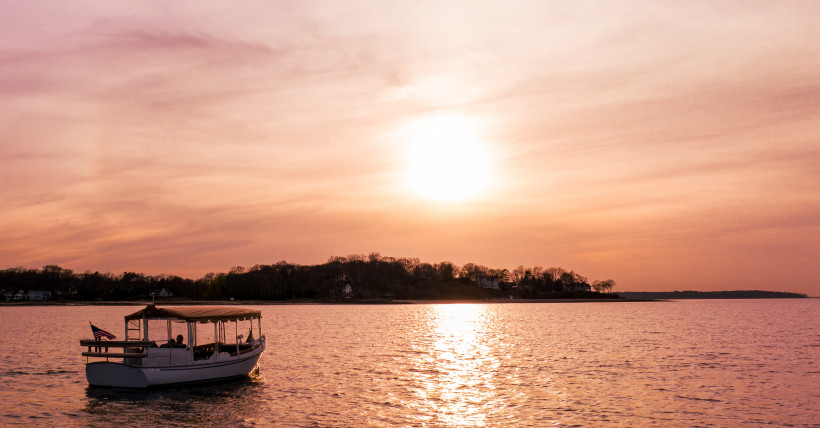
[2, 1, 819, 295]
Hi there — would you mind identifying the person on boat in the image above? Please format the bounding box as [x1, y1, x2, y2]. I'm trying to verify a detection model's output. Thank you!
[160, 334, 186, 348]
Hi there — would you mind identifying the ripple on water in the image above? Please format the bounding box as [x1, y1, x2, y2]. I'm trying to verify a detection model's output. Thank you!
[1, 301, 819, 426]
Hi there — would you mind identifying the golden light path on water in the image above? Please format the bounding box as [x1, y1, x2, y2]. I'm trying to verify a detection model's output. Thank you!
[408, 304, 503, 426]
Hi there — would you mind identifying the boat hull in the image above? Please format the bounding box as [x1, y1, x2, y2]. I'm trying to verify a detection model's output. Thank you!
[86, 346, 263, 388]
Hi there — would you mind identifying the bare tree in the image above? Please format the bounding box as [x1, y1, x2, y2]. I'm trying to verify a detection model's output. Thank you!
[545, 267, 566, 282]
[512, 265, 527, 283]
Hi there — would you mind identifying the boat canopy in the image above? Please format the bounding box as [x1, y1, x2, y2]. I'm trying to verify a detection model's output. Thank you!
[125, 304, 261, 322]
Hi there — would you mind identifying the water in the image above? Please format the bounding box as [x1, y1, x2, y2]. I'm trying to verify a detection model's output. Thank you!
[1, 300, 818, 426]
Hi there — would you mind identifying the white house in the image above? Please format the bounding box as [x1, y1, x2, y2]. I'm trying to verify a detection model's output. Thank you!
[477, 276, 500, 290]
[343, 284, 353, 299]
[27, 290, 51, 300]
[150, 288, 173, 298]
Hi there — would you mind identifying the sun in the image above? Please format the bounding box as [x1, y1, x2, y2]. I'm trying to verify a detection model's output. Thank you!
[402, 114, 493, 203]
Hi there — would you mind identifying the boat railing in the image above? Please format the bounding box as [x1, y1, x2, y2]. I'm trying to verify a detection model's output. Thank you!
[80, 339, 155, 359]
[228, 343, 256, 357]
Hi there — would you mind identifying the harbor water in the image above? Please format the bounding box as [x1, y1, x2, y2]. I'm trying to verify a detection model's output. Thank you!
[0, 299, 817, 426]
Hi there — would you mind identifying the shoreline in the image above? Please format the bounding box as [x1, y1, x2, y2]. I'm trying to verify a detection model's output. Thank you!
[6, 295, 814, 306]
[4, 295, 812, 306]
[0, 297, 661, 306]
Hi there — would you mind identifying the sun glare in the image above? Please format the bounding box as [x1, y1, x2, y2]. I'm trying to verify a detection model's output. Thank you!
[402, 114, 493, 203]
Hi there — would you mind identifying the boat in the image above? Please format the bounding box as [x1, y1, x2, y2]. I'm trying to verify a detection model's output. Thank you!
[80, 304, 266, 388]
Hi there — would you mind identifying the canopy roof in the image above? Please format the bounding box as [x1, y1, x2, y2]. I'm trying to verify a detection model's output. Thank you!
[125, 304, 261, 322]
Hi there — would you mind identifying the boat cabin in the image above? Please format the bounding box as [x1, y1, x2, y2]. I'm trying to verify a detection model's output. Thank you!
[118, 305, 263, 363]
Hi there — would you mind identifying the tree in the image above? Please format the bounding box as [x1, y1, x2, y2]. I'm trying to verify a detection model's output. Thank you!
[572, 271, 588, 285]
[545, 267, 566, 282]
[434, 262, 457, 282]
[459, 263, 488, 282]
[512, 265, 526, 283]
[412, 263, 435, 279]
[201, 273, 226, 300]
[560, 272, 576, 288]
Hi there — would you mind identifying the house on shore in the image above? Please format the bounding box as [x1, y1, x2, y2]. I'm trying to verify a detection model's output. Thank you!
[149, 288, 173, 298]
[477, 276, 500, 290]
[27, 290, 52, 300]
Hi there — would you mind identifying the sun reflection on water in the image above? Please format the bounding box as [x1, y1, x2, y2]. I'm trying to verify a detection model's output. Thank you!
[409, 304, 501, 427]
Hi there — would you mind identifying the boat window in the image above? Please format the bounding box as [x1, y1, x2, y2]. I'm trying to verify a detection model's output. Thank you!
[223, 320, 240, 345]
[145, 319, 166, 342]
[169, 320, 187, 347]
[193, 321, 216, 348]
[145, 319, 188, 347]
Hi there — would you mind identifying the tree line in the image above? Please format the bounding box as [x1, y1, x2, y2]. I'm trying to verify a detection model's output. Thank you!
[0, 253, 617, 301]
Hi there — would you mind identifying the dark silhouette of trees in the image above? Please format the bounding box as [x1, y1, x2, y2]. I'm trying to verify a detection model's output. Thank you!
[593, 279, 616, 294]
[0, 257, 621, 302]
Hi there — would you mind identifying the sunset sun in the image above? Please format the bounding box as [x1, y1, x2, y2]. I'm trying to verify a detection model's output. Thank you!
[402, 114, 493, 203]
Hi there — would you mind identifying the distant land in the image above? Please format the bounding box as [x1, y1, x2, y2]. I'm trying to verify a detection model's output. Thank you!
[3, 261, 812, 303]
[0, 257, 618, 302]
[618, 290, 809, 299]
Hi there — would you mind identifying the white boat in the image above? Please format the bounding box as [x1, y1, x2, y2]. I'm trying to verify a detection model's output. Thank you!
[80, 304, 266, 388]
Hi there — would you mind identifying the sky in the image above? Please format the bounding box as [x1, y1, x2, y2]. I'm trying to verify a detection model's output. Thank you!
[1, 1, 819, 295]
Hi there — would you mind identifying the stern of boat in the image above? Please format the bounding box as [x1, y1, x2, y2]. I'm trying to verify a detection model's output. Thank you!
[86, 362, 149, 388]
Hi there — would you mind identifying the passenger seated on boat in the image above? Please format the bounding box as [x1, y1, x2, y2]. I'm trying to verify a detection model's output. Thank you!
[159, 335, 185, 348]
[246, 331, 254, 343]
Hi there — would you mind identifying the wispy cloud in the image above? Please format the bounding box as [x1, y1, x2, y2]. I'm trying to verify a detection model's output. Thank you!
[1, 1, 818, 293]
